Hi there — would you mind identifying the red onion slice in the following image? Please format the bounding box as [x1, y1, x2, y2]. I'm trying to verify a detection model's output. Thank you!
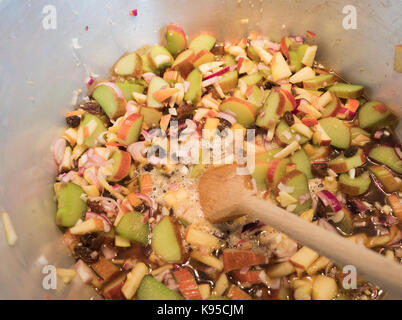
[217, 112, 237, 125]
[317, 190, 342, 213]
[101, 245, 117, 260]
[51, 138, 67, 165]
[94, 82, 124, 99]
[127, 141, 146, 161]
[203, 66, 230, 81]
[374, 129, 384, 139]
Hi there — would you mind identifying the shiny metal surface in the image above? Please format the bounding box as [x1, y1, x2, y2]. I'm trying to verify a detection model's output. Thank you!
[0, 0, 401, 299]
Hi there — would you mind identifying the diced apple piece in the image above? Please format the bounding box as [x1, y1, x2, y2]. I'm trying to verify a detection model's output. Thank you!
[166, 24, 187, 56]
[191, 49, 215, 67]
[152, 217, 184, 263]
[312, 275, 338, 300]
[149, 45, 174, 70]
[184, 68, 203, 104]
[222, 249, 267, 272]
[328, 148, 366, 173]
[358, 101, 396, 130]
[328, 83, 364, 99]
[267, 158, 290, 188]
[117, 113, 144, 145]
[290, 246, 319, 270]
[152, 87, 180, 102]
[266, 261, 295, 278]
[271, 52, 292, 82]
[219, 70, 238, 93]
[301, 45, 318, 67]
[251, 161, 271, 191]
[368, 165, 400, 193]
[141, 54, 158, 74]
[172, 49, 195, 78]
[219, 97, 256, 127]
[92, 84, 127, 119]
[279, 88, 297, 112]
[80, 114, 106, 147]
[112, 52, 143, 78]
[137, 275, 184, 300]
[231, 270, 263, 284]
[289, 44, 308, 72]
[256, 89, 284, 129]
[278, 170, 312, 214]
[291, 149, 313, 179]
[109, 150, 131, 182]
[147, 76, 170, 109]
[69, 218, 104, 235]
[227, 285, 252, 300]
[190, 251, 223, 271]
[289, 66, 315, 84]
[318, 117, 350, 149]
[56, 183, 87, 227]
[122, 262, 149, 300]
[369, 146, 402, 174]
[185, 226, 220, 249]
[189, 33, 216, 53]
[116, 82, 145, 101]
[312, 123, 332, 146]
[339, 171, 371, 196]
[303, 74, 336, 90]
[246, 85, 266, 110]
[116, 211, 149, 244]
[102, 273, 126, 300]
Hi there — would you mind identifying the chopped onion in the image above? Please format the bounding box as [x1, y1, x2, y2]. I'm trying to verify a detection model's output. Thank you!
[217, 112, 237, 125]
[87, 148, 107, 167]
[265, 40, 281, 51]
[59, 171, 75, 183]
[74, 260, 93, 284]
[51, 138, 67, 165]
[143, 72, 156, 84]
[374, 129, 384, 139]
[202, 76, 219, 88]
[101, 245, 117, 260]
[126, 101, 140, 115]
[94, 82, 124, 99]
[317, 190, 342, 213]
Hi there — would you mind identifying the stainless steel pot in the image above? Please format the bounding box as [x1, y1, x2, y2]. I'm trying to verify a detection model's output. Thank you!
[0, 0, 401, 299]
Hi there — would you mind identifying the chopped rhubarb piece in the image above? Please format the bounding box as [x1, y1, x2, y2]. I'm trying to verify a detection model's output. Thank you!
[139, 173, 153, 195]
[306, 31, 316, 38]
[231, 270, 263, 284]
[129, 9, 138, 16]
[227, 285, 251, 300]
[223, 249, 267, 272]
[173, 268, 202, 300]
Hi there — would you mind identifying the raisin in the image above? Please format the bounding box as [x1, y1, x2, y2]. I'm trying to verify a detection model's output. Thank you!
[74, 245, 99, 263]
[80, 101, 102, 115]
[217, 119, 232, 132]
[263, 82, 273, 90]
[143, 163, 153, 172]
[344, 146, 358, 158]
[315, 199, 327, 218]
[354, 167, 365, 177]
[66, 115, 81, 128]
[346, 200, 360, 215]
[211, 44, 225, 56]
[87, 200, 105, 214]
[311, 163, 328, 178]
[176, 103, 196, 119]
[81, 234, 103, 250]
[283, 111, 295, 126]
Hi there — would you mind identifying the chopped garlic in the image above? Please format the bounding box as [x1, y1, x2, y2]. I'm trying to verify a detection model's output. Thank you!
[1, 212, 17, 246]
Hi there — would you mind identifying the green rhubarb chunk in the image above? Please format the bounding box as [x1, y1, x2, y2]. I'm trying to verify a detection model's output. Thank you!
[251, 161, 270, 191]
[147, 76, 170, 109]
[223, 54, 237, 67]
[116, 82, 144, 101]
[279, 170, 312, 215]
[149, 45, 174, 69]
[116, 212, 149, 244]
[92, 84, 125, 119]
[318, 117, 351, 149]
[327, 83, 364, 99]
[369, 146, 402, 174]
[339, 171, 371, 196]
[255, 148, 281, 162]
[151, 217, 183, 263]
[328, 148, 366, 173]
[256, 90, 282, 129]
[56, 183, 87, 227]
[189, 34, 216, 53]
[291, 149, 313, 179]
[358, 101, 396, 130]
[241, 72, 263, 86]
[81, 113, 107, 148]
[137, 275, 184, 300]
[184, 68, 202, 104]
[219, 70, 238, 93]
[333, 207, 354, 235]
[140, 106, 162, 128]
[276, 120, 309, 146]
[303, 74, 335, 90]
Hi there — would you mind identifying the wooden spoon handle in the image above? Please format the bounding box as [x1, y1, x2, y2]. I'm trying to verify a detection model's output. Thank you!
[239, 194, 402, 298]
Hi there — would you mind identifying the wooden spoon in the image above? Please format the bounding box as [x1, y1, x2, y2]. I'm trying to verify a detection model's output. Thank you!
[198, 164, 402, 298]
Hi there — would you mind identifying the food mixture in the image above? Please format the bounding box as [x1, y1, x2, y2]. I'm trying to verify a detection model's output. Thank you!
[52, 24, 402, 300]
